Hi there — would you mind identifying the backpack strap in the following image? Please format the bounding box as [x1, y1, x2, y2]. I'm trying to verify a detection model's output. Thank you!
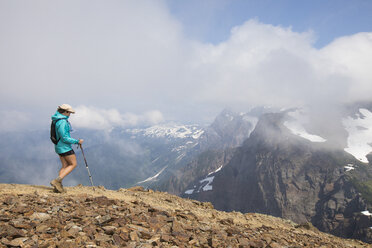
[53, 118, 63, 143]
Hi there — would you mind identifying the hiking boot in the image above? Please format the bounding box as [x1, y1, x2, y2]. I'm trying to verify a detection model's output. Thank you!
[61, 182, 66, 193]
[52, 183, 66, 193]
[50, 179, 64, 193]
[53, 187, 66, 193]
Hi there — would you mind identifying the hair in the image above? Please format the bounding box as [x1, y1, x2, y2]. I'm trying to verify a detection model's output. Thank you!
[58, 108, 67, 114]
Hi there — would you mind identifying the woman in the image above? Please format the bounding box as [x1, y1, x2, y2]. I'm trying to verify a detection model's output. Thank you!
[50, 104, 83, 193]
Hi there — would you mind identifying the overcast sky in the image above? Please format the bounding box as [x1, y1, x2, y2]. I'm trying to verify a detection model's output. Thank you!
[1, 0, 372, 131]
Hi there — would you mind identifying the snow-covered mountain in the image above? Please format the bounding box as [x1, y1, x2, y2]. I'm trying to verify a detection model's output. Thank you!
[284, 109, 327, 143]
[118, 106, 372, 195]
[343, 108, 372, 163]
[282, 107, 372, 163]
[128, 124, 204, 140]
[179, 106, 372, 243]
[132, 109, 259, 191]
[1, 105, 370, 192]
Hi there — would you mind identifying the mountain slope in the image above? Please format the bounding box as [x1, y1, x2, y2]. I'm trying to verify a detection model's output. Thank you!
[137, 109, 258, 193]
[0, 183, 369, 247]
[183, 112, 372, 243]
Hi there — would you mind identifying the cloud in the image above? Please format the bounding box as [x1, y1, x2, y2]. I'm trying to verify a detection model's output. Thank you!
[191, 20, 372, 111]
[0, 1, 188, 112]
[319, 32, 372, 103]
[190, 20, 318, 108]
[0, 110, 32, 133]
[143, 110, 165, 125]
[0, 1, 371, 127]
[70, 105, 164, 130]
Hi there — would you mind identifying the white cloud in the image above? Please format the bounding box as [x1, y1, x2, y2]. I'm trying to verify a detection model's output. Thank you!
[0, 1, 372, 126]
[319, 32, 372, 103]
[0, 110, 32, 132]
[70, 106, 164, 130]
[190, 20, 372, 112]
[190, 20, 319, 108]
[143, 110, 165, 125]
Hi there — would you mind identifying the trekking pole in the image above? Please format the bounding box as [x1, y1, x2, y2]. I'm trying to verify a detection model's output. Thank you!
[79, 144, 95, 191]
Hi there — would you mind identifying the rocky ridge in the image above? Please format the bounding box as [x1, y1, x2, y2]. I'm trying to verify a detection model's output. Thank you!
[150, 109, 256, 195]
[0, 184, 369, 248]
[183, 112, 372, 243]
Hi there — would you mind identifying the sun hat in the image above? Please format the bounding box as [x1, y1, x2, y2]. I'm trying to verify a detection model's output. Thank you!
[58, 104, 76, 113]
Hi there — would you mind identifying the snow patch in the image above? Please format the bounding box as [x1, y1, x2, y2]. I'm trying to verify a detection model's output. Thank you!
[361, 210, 372, 216]
[184, 175, 216, 195]
[151, 157, 160, 163]
[184, 185, 197, 195]
[175, 153, 186, 163]
[200, 176, 215, 191]
[192, 130, 204, 139]
[184, 189, 194, 195]
[284, 110, 326, 143]
[137, 166, 167, 184]
[208, 165, 223, 176]
[343, 108, 372, 163]
[172, 145, 187, 152]
[344, 164, 355, 172]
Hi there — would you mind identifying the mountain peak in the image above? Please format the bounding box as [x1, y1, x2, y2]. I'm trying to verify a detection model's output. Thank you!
[211, 108, 239, 125]
[128, 123, 204, 140]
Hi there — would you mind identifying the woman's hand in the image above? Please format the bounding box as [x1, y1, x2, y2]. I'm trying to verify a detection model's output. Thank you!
[78, 139, 84, 144]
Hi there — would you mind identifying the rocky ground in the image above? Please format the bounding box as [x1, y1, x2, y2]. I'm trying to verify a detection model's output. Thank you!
[0, 184, 370, 248]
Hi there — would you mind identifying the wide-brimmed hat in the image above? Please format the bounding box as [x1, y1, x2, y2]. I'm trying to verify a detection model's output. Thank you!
[58, 104, 76, 113]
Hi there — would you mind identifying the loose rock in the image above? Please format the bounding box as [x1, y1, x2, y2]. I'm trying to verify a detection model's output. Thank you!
[0, 184, 370, 248]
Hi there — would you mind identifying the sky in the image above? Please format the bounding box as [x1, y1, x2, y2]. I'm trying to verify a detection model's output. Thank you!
[0, 0, 372, 132]
[166, 0, 372, 48]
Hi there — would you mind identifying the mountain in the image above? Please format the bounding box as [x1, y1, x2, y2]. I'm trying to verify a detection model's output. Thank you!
[1, 106, 372, 242]
[0, 183, 369, 247]
[181, 110, 372, 243]
[0, 122, 209, 189]
[0, 109, 259, 191]
[139, 109, 259, 194]
[197, 109, 258, 150]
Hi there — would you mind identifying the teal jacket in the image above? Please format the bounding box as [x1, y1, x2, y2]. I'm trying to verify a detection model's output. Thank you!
[51, 111, 79, 154]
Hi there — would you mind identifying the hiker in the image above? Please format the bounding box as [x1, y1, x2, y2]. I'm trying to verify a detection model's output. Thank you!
[50, 104, 83, 193]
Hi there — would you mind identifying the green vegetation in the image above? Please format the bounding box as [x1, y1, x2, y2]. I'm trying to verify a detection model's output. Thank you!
[350, 178, 372, 205]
